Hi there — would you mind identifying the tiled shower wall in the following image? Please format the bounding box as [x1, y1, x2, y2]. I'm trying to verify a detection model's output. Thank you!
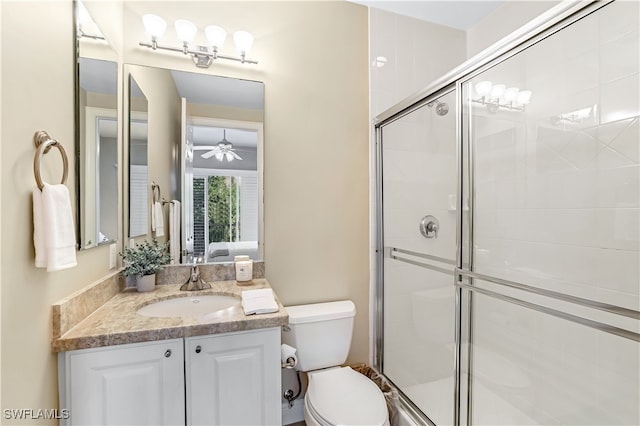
[471, 0, 639, 312]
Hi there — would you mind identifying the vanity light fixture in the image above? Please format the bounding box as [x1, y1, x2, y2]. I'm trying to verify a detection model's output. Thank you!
[473, 80, 532, 113]
[139, 14, 257, 68]
[551, 104, 598, 126]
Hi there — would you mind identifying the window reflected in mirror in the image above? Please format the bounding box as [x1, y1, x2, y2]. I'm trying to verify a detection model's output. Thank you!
[191, 127, 259, 263]
[128, 76, 149, 238]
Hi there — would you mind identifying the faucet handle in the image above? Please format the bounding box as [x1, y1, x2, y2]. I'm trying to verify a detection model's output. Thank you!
[190, 265, 199, 280]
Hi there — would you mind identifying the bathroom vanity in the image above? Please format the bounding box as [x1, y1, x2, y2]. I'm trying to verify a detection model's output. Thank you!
[52, 277, 287, 426]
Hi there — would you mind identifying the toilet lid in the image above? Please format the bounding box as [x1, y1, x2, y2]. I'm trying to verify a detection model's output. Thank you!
[306, 367, 388, 426]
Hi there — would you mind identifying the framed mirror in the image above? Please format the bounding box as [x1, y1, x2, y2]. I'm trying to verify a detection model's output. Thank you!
[124, 64, 264, 264]
[128, 75, 149, 238]
[75, 0, 119, 249]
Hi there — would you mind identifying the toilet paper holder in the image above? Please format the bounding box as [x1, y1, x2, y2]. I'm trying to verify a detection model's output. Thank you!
[282, 356, 296, 369]
[281, 343, 297, 369]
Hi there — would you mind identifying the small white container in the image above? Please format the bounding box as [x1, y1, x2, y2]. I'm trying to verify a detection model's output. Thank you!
[234, 255, 253, 283]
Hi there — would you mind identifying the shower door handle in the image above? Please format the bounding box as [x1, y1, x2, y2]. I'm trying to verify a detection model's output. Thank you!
[420, 215, 439, 239]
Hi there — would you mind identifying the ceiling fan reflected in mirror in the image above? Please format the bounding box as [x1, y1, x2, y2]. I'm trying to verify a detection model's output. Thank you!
[193, 129, 242, 162]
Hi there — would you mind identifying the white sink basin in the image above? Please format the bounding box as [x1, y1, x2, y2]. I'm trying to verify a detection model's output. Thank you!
[137, 295, 240, 318]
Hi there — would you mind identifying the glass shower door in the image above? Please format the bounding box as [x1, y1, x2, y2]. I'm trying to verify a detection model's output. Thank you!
[460, 1, 640, 424]
[380, 89, 458, 425]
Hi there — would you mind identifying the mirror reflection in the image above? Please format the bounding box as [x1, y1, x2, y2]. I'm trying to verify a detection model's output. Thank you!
[188, 122, 260, 263]
[76, 0, 119, 250]
[125, 64, 264, 264]
[128, 76, 149, 238]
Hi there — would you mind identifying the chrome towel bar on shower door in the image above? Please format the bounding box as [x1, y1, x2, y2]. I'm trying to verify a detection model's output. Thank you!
[455, 268, 640, 320]
[455, 278, 640, 343]
[385, 246, 456, 275]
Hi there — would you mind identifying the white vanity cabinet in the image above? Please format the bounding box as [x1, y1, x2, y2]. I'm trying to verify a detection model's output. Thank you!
[58, 338, 185, 426]
[58, 327, 281, 426]
[185, 327, 281, 425]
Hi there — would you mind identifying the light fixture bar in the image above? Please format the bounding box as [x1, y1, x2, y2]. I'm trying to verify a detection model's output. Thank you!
[139, 41, 258, 66]
[79, 30, 106, 41]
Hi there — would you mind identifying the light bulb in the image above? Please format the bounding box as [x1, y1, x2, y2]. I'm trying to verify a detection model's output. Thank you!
[475, 80, 492, 97]
[517, 90, 532, 105]
[490, 84, 506, 98]
[215, 152, 224, 161]
[504, 87, 519, 102]
[205, 25, 227, 48]
[142, 14, 167, 39]
[233, 30, 254, 54]
[225, 152, 234, 162]
[174, 19, 197, 43]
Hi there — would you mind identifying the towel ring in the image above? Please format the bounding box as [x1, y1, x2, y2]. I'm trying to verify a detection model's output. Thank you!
[33, 131, 69, 191]
[152, 181, 161, 203]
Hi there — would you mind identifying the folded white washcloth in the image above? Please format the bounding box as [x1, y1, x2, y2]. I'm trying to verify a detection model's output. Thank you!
[34, 183, 77, 272]
[241, 288, 278, 315]
[153, 202, 165, 237]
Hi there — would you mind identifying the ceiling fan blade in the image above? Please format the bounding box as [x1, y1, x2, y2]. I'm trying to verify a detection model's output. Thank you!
[192, 146, 218, 150]
[200, 149, 218, 159]
[230, 151, 243, 160]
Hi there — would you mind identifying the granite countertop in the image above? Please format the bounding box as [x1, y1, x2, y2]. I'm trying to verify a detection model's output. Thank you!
[52, 278, 288, 352]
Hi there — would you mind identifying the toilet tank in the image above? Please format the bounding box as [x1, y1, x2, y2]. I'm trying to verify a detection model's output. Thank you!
[282, 300, 356, 372]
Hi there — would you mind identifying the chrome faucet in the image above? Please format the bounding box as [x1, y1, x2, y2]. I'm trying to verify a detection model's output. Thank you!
[180, 264, 211, 291]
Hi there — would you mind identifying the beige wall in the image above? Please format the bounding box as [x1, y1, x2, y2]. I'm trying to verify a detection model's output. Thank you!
[0, 1, 115, 422]
[1, 0, 369, 419]
[0, 0, 3, 411]
[122, 0, 370, 364]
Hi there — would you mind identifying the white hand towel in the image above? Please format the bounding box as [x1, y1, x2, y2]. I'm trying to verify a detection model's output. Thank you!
[169, 200, 181, 264]
[241, 289, 279, 315]
[32, 189, 47, 268]
[153, 202, 165, 237]
[151, 201, 156, 231]
[36, 183, 77, 271]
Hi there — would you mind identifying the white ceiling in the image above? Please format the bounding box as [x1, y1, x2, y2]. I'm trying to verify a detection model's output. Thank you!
[351, 1, 503, 30]
[170, 71, 264, 110]
[190, 127, 257, 148]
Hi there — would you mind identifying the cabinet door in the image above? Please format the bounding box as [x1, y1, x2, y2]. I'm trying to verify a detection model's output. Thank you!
[185, 327, 281, 425]
[61, 339, 185, 426]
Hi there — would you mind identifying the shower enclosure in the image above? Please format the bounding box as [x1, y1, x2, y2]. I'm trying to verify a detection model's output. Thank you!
[375, 1, 639, 425]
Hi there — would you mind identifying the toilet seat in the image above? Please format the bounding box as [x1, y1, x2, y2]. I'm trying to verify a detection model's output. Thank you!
[305, 367, 389, 426]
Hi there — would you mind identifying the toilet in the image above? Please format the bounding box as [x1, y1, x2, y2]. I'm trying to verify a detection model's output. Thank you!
[283, 300, 390, 426]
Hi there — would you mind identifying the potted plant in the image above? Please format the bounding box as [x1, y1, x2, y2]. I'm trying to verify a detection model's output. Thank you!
[120, 239, 171, 292]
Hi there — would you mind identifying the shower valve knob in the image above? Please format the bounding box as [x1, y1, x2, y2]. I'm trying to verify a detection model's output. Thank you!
[420, 215, 440, 239]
